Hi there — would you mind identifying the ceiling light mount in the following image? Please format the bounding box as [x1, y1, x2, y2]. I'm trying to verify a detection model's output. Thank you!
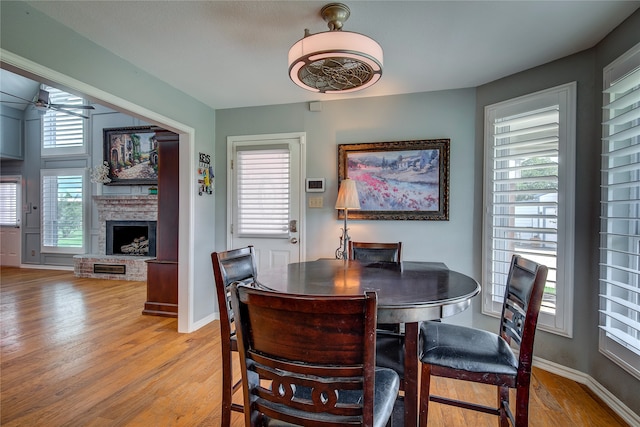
[288, 2, 383, 93]
[321, 3, 350, 31]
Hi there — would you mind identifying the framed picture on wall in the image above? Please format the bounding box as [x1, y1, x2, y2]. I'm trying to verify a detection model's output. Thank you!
[103, 126, 158, 185]
[337, 139, 450, 220]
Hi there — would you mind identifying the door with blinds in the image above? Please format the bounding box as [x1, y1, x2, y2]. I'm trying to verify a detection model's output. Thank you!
[227, 133, 305, 272]
[0, 177, 21, 266]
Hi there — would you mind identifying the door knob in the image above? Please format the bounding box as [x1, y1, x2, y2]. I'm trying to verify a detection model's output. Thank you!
[290, 237, 298, 244]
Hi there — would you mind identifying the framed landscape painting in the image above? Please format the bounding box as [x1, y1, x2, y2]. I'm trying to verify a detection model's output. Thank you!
[103, 126, 158, 185]
[337, 139, 450, 220]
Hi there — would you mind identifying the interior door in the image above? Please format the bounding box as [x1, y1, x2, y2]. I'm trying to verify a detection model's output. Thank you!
[227, 133, 305, 272]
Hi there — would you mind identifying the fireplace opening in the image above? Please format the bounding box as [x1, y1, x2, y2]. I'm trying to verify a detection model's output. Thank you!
[106, 220, 157, 257]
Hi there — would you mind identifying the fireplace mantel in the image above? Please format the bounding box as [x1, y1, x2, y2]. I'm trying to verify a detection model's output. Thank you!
[94, 195, 158, 219]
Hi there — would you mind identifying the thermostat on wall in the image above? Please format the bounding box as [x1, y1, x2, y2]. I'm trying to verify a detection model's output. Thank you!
[305, 178, 325, 192]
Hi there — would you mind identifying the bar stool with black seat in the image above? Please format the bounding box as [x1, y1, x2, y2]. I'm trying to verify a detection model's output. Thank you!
[211, 246, 258, 427]
[229, 283, 400, 427]
[349, 241, 402, 263]
[418, 254, 548, 427]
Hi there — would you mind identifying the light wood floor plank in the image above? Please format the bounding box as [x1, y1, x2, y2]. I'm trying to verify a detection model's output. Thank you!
[0, 267, 629, 426]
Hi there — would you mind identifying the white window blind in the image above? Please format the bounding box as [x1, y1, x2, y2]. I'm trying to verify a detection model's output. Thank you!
[41, 86, 86, 155]
[599, 42, 640, 379]
[41, 169, 85, 253]
[235, 146, 290, 238]
[484, 82, 576, 337]
[0, 181, 19, 227]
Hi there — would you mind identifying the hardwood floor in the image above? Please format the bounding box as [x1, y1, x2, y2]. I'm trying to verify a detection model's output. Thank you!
[0, 267, 629, 426]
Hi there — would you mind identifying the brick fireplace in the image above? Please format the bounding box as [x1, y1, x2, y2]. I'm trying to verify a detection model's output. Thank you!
[73, 195, 158, 281]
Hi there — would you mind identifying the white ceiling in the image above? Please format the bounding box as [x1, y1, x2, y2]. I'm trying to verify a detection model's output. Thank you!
[4, 1, 640, 110]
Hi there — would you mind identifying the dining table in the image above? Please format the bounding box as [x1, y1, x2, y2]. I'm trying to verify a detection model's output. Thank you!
[256, 258, 481, 427]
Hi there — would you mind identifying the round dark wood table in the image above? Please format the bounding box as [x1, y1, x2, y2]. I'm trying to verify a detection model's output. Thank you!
[257, 258, 481, 427]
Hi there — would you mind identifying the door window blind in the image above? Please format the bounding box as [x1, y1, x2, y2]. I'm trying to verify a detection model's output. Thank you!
[0, 181, 19, 227]
[600, 43, 640, 379]
[235, 146, 290, 238]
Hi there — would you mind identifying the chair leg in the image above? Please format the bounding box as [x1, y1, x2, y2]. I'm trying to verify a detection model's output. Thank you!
[419, 364, 433, 427]
[515, 383, 530, 427]
[498, 386, 510, 427]
[221, 350, 232, 427]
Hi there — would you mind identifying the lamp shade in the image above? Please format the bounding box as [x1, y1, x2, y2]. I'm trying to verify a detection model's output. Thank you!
[288, 31, 383, 93]
[288, 3, 383, 93]
[335, 178, 361, 210]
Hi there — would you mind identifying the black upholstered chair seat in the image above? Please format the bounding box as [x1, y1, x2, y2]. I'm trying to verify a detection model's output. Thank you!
[420, 321, 518, 377]
[264, 367, 400, 427]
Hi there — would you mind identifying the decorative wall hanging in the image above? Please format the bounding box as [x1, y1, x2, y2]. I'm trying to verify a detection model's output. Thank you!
[103, 126, 158, 185]
[197, 152, 214, 196]
[337, 139, 450, 220]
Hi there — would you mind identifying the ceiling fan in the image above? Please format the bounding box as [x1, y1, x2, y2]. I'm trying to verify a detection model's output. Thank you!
[0, 88, 95, 119]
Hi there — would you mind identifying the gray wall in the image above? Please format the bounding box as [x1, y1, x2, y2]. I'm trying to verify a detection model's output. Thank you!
[215, 89, 478, 277]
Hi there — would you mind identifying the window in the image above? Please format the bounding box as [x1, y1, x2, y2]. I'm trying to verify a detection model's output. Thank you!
[41, 86, 87, 156]
[0, 180, 20, 227]
[235, 146, 290, 238]
[41, 169, 86, 254]
[483, 82, 576, 337]
[600, 42, 640, 380]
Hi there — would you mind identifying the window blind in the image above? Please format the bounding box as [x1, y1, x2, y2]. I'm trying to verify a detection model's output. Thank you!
[42, 171, 84, 250]
[0, 181, 19, 227]
[42, 86, 85, 151]
[489, 106, 559, 315]
[235, 146, 290, 238]
[600, 52, 640, 372]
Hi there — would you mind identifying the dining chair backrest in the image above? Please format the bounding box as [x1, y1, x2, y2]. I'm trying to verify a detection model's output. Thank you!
[212, 246, 258, 331]
[500, 254, 547, 370]
[211, 246, 258, 427]
[230, 283, 398, 426]
[349, 241, 402, 263]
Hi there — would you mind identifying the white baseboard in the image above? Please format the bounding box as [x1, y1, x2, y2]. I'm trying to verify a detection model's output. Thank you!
[19, 263, 74, 271]
[190, 312, 219, 332]
[533, 356, 640, 426]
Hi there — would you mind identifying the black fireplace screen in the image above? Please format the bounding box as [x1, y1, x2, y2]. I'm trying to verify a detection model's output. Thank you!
[106, 220, 157, 257]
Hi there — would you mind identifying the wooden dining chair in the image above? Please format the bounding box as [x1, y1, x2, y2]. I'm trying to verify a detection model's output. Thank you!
[211, 246, 258, 427]
[229, 283, 400, 427]
[418, 255, 548, 427]
[349, 241, 403, 336]
[349, 241, 402, 263]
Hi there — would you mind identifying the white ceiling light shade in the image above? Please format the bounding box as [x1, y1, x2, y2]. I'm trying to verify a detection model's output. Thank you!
[288, 3, 383, 93]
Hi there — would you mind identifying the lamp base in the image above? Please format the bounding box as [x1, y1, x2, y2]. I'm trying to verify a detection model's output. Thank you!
[335, 212, 350, 260]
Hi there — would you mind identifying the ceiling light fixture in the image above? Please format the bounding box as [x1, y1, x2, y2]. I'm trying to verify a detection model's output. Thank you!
[288, 3, 383, 93]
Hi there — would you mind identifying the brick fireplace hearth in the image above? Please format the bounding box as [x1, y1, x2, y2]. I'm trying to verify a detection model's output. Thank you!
[73, 195, 158, 281]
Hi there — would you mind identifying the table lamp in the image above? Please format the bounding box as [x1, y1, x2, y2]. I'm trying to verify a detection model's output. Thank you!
[335, 178, 361, 259]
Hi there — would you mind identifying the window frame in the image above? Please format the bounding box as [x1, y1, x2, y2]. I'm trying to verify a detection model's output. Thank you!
[40, 85, 89, 157]
[40, 168, 87, 254]
[599, 41, 640, 380]
[482, 82, 576, 338]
